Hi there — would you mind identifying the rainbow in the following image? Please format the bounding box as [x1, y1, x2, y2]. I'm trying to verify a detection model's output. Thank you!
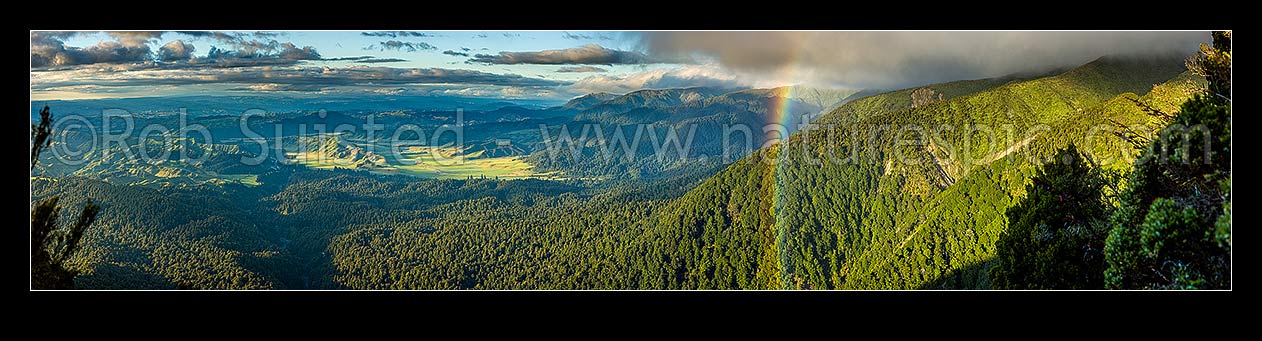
[773, 84, 799, 129]
[766, 80, 799, 289]
[771, 93, 793, 289]
[760, 64, 823, 289]
[770, 61, 812, 129]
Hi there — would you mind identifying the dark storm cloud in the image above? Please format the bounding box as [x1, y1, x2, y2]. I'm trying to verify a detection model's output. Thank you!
[635, 31, 1209, 89]
[367, 40, 437, 52]
[442, 50, 470, 57]
[469, 44, 670, 65]
[361, 31, 433, 38]
[555, 66, 607, 73]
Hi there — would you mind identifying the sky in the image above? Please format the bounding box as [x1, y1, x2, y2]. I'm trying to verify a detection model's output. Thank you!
[30, 31, 1209, 101]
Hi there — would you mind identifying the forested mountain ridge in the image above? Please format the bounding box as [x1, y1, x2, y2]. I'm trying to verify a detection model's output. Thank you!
[573, 87, 730, 121]
[628, 55, 1201, 289]
[526, 86, 833, 180]
[30, 55, 1207, 290]
[32, 176, 283, 289]
[561, 92, 618, 111]
[769, 86, 866, 116]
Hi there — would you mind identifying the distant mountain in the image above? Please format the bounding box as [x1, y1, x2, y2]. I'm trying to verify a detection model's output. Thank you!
[757, 85, 866, 117]
[476, 101, 523, 111]
[525, 85, 865, 180]
[575, 87, 730, 121]
[32, 93, 561, 119]
[561, 92, 618, 111]
[630, 55, 1198, 289]
[604, 87, 729, 107]
[787, 85, 865, 110]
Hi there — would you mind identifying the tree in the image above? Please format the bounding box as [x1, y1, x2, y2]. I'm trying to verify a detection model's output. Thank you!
[1104, 31, 1231, 289]
[31, 105, 52, 169]
[1185, 31, 1231, 100]
[31, 105, 101, 289]
[910, 87, 944, 108]
[990, 145, 1112, 289]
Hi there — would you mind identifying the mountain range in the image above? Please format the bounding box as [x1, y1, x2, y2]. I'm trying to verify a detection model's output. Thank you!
[29, 55, 1206, 289]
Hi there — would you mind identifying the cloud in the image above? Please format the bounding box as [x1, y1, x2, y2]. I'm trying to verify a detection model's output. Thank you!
[568, 64, 743, 94]
[442, 50, 470, 57]
[361, 31, 433, 38]
[107, 31, 163, 47]
[555, 66, 607, 73]
[175, 31, 321, 61]
[322, 56, 374, 61]
[29, 31, 570, 99]
[204, 41, 320, 61]
[158, 40, 195, 61]
[164, 56, 312, 69]
[32, 65, 566, 92]
[203, 40, 320, 60]
[370, 87, 406, 95]
[367, 40, 437, 52]
[32, 31, 326, 69]
[469, 44, 668, 65]
[31, 31, 156, 68]
[323, 56, 407, 63]
[355, 58, 407, 63]
[561, 32, 615, 40]
[277, 42, 321, 60]
[235, 83, 328, 92]
[176, 31, 238, 42]
[423, 85, 562, 99]
[636, 31, 1208, 89]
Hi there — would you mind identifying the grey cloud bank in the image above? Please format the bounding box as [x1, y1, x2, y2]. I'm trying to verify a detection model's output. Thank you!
[637, 31, 1208, 89]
